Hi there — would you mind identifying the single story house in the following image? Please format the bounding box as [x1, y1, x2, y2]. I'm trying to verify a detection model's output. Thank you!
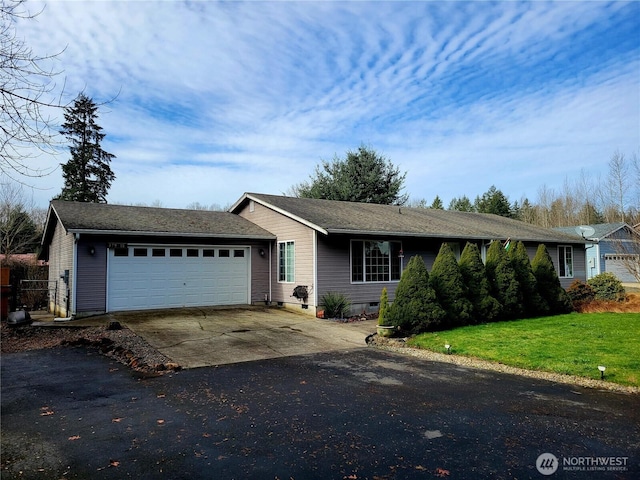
[40, 201, 274, 318]
[230, 193, 586, 315]
[555, 222, 640, 282]
[41, 194, 587, 318]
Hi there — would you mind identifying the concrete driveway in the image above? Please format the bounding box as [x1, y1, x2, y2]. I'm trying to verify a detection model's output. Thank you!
[96, 306, 377, 368]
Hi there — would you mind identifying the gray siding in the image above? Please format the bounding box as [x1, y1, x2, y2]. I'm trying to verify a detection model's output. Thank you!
[73, 235, 271, 315]
[76, 238, 107, 313]
[239, 201, 315, 312]
[317, 236, 587, 315]
[47, 221, 74, 317]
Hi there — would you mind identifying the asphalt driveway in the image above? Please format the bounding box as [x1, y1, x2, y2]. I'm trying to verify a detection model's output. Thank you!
[85, 306, 377, 368]
[2, 346, 638, 479]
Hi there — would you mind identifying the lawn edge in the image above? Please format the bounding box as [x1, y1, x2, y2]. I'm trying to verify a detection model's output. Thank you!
[371, 341, 639, 394]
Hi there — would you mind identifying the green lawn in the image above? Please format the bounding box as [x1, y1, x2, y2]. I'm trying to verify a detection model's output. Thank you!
[408, 313, 640, 387]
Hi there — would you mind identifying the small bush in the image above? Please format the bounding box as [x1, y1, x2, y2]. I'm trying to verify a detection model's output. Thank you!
[378, 287, 389, 326]
[588, 273, 626, 302]
[566, 280, 595, 307]
[320, 292, 352, 318]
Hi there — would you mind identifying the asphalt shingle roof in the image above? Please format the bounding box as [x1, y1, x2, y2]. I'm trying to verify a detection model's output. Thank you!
[243, 193, 585, 244]
[555, 222, 628, 240]
[49, 201, 275, 239]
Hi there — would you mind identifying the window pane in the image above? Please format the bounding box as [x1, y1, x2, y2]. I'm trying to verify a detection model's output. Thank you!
[170, 248, 182, 257]
[278, 241, 294, 282]
[152, 248, 165, 257]
[390, 242, 401, 280]
[234, 249, 244, 258]
[203, 249, 215, 257]
[351, 241, 364, 282]
[133, 248, 148, 257]
[114, 247, 128, 257]
[187, 249, 199, 257]
[219, 249, 230, 257]
[366, 241, 389, 282]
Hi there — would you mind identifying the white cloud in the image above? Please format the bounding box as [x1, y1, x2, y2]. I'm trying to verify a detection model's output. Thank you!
[12, 1, 639, 210]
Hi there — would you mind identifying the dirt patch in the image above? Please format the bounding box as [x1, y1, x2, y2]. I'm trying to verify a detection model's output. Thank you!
[575, 292, 640, 313]
[1, 321, 180, 375]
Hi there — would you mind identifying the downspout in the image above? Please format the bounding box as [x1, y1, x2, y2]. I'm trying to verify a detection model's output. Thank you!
[313, 230, 318, 313]
[268, 241, 272, 304]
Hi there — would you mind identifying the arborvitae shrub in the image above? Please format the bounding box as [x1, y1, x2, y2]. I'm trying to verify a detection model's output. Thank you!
[458, 242, 501, 323]
[566, 280, 595, 307]
[387, 255, 446, 333]
[509, 241, 548, 317]
[485, 240, 522, 320]
[587, 273, 626, 301]
[378, 287, 389, 326]
[429, 243, 473, 328]
[531, 244, 573, 314]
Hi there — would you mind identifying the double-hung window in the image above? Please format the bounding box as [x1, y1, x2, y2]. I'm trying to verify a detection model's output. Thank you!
[558, 245, 573, 278]
[351, 240, 402, 283]
[278, 241, 295, 283]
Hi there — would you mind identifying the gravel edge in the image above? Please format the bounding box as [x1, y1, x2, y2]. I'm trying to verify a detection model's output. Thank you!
[368, 335, 639, 395]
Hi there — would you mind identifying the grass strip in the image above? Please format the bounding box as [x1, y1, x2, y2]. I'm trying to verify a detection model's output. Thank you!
[408, 312, 640, 387]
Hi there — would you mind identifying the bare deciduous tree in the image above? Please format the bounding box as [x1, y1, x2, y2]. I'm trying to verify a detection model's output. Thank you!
[1, 0, 65, 179]
[0, 175, 42, 257]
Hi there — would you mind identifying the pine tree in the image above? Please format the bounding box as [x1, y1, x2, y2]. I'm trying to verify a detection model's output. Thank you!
[509, 241, 548, 317]
[377, 287, 389, 326]
[387, 255, 445, 333]
[429, 243, 473, 328]
[485, 240, 522, 320]
[58, 94, 115, 203]
[531, 245, 573, 314]
[459, 242, 501, 323]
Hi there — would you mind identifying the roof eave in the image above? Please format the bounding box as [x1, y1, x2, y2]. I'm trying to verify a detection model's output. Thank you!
[239, 193, 329, 235]
[67, 228, 276, 240]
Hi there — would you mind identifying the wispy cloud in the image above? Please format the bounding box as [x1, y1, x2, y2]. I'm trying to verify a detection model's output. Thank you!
[17, 1, 639, 208]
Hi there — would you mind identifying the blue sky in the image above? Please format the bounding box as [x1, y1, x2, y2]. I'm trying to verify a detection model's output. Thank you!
[16, 1, 640, 210]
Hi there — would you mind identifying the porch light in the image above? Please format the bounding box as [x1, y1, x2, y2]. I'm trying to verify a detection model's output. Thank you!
[598, 365, 606, 379]
[89, 246, 96, 256]
[445, 344, 451, 354]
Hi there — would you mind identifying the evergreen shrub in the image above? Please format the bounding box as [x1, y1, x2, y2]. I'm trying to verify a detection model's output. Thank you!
[509, 241, 547, 317]
[387, 255, 445, 333]
[566, 280, 595, 307]
[378, 287, 389, 326]
[587, 273, 626, 302]
[531, 245, 573, 314]
[429, 243, 473, 328]
[485, 240, 522, 320]
[458, 242, 501, 323]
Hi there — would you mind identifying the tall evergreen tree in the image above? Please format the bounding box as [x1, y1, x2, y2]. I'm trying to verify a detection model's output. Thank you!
[459, 242, 501, 323]
[474, 185, 513, 217]
[485, 240, 522, 320]
[509, 241, 548, 316]
[291, 145, 408, 205]
[430, 195, 444, 209]
[58, 93, 115, 203]
[448, 195, 475, 212]
[387, 255, 445, 333]
[429, 243, 473, 328]
[531, 244, 573, 314]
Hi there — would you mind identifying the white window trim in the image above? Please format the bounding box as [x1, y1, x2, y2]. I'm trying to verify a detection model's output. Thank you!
[278, 240, 295, 283]
[558, 245, 574, 278]
[350, 239, 402, 284]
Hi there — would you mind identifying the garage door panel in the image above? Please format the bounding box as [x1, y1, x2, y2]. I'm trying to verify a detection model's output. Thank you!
[108, 246, 249, 312]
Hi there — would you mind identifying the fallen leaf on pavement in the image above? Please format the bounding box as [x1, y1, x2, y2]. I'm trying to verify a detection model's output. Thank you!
[68, 435, 81, 441]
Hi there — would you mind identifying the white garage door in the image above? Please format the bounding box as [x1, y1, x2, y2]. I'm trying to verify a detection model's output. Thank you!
[107, 245, 250, 312]
[605, 254, 639, 283]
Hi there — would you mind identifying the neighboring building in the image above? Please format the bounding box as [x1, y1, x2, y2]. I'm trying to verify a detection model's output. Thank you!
[556, 223, 640, 282]
[231, 193, 587, 316]
[40, 194, 588, 319]
[40, 201, 274, 318]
